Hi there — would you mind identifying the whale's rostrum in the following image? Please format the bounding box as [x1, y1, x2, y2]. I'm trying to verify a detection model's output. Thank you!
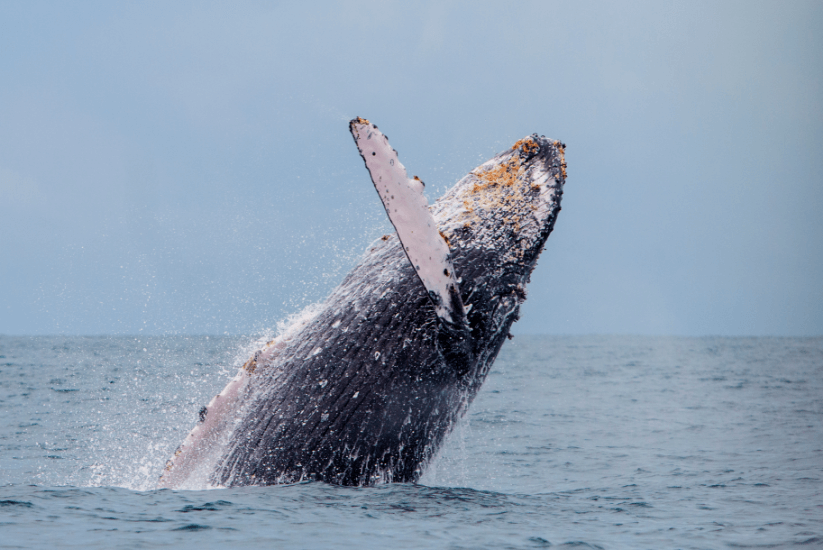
[158, 119, 566, 488]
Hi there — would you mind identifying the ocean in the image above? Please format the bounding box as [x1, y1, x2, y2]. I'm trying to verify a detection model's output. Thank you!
[0, 335, 820, 549]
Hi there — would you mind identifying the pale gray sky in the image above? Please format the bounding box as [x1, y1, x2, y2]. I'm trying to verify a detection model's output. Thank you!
[1, 0, 821, 336]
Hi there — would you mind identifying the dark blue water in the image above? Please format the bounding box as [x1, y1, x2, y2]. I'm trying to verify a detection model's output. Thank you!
[1, 335, 821, 548]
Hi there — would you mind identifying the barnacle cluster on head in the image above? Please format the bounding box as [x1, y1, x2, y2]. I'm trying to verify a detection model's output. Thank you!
[511, 136, 539, 155]
[429, 135, 564, 266]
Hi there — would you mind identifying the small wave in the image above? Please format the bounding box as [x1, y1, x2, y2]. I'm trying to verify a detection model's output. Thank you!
[173, 523, 212, 531]
[0, 500, 34, 507]
[177, 500, 233, 513]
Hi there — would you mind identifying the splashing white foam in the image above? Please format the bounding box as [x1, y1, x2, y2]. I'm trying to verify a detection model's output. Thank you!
[275, 301, 325, 343]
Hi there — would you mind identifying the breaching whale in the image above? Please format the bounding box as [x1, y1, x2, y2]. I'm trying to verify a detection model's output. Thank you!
[158, 119, 566, 488]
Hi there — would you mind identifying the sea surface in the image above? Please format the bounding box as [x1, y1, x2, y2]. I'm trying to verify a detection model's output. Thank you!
[0, 335, 820, 549]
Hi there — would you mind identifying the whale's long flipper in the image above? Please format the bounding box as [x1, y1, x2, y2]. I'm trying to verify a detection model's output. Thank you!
[350, 117, 472, 372]
[349, 117, 464, 325]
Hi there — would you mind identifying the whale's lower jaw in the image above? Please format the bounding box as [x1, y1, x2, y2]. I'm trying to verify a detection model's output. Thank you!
[212, 238, 516, 487]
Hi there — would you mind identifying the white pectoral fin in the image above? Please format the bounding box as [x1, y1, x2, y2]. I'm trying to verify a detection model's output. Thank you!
[349, 117, 466, 327]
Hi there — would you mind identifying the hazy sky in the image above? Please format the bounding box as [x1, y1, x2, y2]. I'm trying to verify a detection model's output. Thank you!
[1, 1, 821, 336]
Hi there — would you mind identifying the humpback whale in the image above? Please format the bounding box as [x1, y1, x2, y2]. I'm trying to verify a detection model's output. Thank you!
[158, 119, 566, 488]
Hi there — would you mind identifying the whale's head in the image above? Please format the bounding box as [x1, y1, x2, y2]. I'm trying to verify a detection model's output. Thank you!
[432, 135, 565, 271]
[430, 136, 566, 371]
